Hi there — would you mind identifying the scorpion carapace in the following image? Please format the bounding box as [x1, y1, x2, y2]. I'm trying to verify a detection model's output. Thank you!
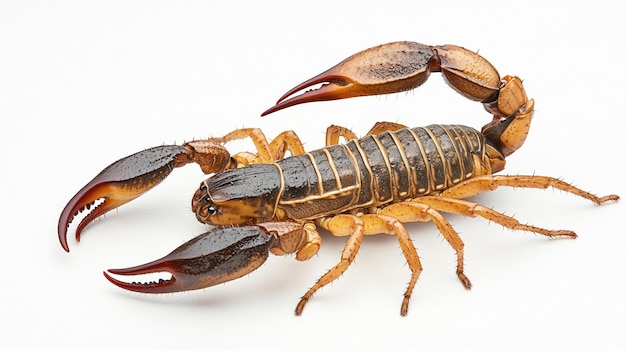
[58, 41, 619, 316]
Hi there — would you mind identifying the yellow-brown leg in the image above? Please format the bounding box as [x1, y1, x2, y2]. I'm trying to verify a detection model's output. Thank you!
[325, 122, 408, 146]
[358, 213, 423, 316]
[415, 196, 577, 238]
[397, 194, 588, 291]
[294, 222, 323, 261]
[265, 222, 322, 261]
[325, 125, 359, 145]
[214, 128, 306, 165]
[306, 212, 423, 316]
[378, 202, 472, 289]
[296, 214, 364, 315]
[365, 121, 408, 135]
[440, 174, 619, 205]
[268, 130, 306, 159]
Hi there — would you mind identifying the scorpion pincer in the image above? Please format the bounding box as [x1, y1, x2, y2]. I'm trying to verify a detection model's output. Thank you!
[103, 222, 306, 293]
[58, 41, 619, 316]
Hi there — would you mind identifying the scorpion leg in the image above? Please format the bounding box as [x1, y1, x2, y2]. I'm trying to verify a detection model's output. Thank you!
[439, 175, 620, 205]
[325, 125, 360, 145]
[377, 202, 473, 290]
[364, 122, 409, 135]
[268, 130, 306, 159]
[358, 214, 423, 317]
[308, 213, 423, 316]
[297, 214, 365, 315]
[325, 122, 408, 146]
[415, 196, 578, 237]
[293, 222, 323, 261]
[214, 128, 305, 165]
[373, 180, 614, 293]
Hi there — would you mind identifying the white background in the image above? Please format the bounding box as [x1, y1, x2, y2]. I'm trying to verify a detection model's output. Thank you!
[1, 1, 624, 349]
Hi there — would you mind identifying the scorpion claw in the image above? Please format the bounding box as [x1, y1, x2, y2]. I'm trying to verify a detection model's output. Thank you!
[262, 41, 503, 116]
[104, 226, 276, 293]
[58, 145, 191, 252]
[261, 42, 439, 116]
[261, 66, 356, 116]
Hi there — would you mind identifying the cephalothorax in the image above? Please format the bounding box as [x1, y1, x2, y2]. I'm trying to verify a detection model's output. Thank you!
[58, 41, 619, 316]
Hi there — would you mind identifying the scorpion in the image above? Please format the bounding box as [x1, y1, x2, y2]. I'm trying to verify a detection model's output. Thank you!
[58, 41, 619, 316]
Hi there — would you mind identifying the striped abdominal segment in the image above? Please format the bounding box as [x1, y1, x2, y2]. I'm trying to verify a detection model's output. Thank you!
[276, 124, 487, 220]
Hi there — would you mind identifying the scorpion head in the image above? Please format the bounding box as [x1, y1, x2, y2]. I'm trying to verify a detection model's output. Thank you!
[192, 164, 282, 225]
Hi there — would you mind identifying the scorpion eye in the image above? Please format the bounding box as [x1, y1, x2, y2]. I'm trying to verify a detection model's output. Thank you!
[207, 204, 218, 215]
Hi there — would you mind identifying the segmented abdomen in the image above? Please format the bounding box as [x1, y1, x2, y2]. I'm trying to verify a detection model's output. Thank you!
[277, 124, 486, 219]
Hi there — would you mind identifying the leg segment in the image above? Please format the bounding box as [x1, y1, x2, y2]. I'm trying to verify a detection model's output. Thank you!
[306, 213, 423, 316]
[414, 196, 577, 238]
[214, 128, 305, 165]
[294, 222, 323, 261]
[268, 130, 306, 159]
[365, 121, 408, 135]
[378, 202, 472, 289]
[325, 125, 359, 146]
[296, 214, 364, 315]
[440, 174, 619, 205]
[358, 213, 423, 316]
[325, 122, 408, 146]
